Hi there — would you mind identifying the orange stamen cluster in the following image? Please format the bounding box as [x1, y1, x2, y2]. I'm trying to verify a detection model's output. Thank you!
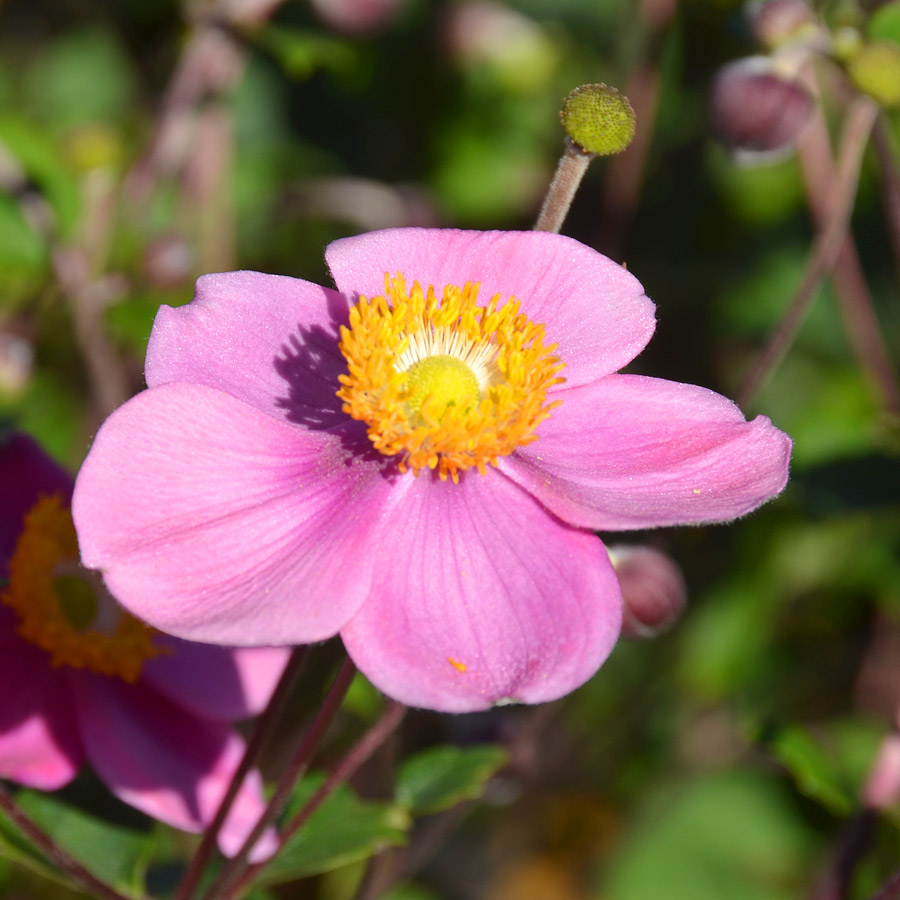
[337, 273, 566, 481]
[1, 495, 165, 682]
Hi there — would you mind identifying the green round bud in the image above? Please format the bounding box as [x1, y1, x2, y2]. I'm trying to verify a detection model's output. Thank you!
[560, 84, 636, 156]
[847, 41, 900, 107]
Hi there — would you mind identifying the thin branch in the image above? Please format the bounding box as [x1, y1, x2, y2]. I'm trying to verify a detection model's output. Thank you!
[222, 700, 408, 900]
[534, 139, 594, 234]
[737, 95, 880, 408]
[199, 658, 358, 900]
[0, 782, 143, 900]
[871, 117, 900, 279]
[810, 809, 876, 900]
[793, 93, 900, 415]
[174, 646, 309, 900]
[870, 865, 900, 900]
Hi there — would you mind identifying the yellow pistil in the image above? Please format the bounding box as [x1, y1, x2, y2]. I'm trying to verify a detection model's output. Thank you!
[337, 273, 566, 481]
[1, 495, 165, 682]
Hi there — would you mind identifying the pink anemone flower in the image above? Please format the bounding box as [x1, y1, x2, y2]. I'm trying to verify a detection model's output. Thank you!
[72, 229, 791, 713]
[0, 431, 289, 858]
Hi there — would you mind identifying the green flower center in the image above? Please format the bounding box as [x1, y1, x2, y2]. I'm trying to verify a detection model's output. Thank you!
[405, 354, 481, 418]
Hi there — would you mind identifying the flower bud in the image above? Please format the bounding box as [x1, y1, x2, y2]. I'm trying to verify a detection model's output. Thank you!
[560, 84, 636, 157]
[608, 545, 687, 639]
[309, 0, 407, 35]
[142, 234, 194, 289]
[710, 56, 814, 162]
[747, 0, 820, 48]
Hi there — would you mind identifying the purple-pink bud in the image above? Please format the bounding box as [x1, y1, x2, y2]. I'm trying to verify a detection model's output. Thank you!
[608, 545, 687, 639]
[710, 57, 814, 160]
[747, 0, 819, 48]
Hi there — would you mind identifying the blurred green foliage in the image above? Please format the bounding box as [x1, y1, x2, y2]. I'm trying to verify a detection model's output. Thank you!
[1, 0, 899, 898]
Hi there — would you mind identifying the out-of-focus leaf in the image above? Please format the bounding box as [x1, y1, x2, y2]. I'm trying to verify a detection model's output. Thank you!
[396, 744, 508, 815]
[254, 25, 355, 80]
[0, 114, 81, 236]
[678, 583, 771, 700]
[761, 724, 854, 815]
[256, 774, 409, 886]
[6, 370, 83, 465]
[343, 671, 384, 721]
[24, 29, 137, 130]
[599, 773, 816, 900]
[5, 791, 151, 896]
[710, 145, 805, 224]
[0, 193, 48, 272]
[870, 2, 900, 44]
[0, 800, 65, 884]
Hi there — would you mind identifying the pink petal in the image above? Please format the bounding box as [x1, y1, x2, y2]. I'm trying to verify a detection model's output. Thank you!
[340, 470, 622, 712]
[141, 639, 291, 722]
[501, 374, 792, 531]
[73, 381, 396, 645]
[71, 673, 276, 860]
[0, 636, 84, 789]
[146, 271, 351, 428]
[325, 228, 656, 387]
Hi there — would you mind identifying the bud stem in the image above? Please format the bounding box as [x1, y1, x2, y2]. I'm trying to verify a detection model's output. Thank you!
[534, 138, 595, 234]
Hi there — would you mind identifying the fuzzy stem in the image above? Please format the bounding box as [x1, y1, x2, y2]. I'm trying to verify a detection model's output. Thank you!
[534, 139, 594, 234]
[0, 783, 142, 900]
[199, 657, 358, 900]
[174, 646, 309, 900]
[222, 700, 407, 900]
[737, 95, 880, 408]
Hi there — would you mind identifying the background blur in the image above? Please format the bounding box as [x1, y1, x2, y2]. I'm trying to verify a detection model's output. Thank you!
[1, 0, 900, 898]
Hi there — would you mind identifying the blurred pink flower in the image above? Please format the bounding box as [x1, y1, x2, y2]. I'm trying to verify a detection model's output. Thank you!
[73, 228, 791, 712]
[309, 0, 406, 34]
[0, 432, 288, 858]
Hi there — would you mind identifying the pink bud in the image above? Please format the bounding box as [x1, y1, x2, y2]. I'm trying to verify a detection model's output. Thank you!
[710, 56, 814, 161]
[747, 0, 819, 48]
[309, 0, 407, 35]
[142, 234, 194, 289]
[862, 732, 900, 809]
[608, 545, 687, 639]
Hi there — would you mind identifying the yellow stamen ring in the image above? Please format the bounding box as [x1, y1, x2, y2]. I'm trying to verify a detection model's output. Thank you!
[337, 273, 566, 482]
[1, 495, 165, 682]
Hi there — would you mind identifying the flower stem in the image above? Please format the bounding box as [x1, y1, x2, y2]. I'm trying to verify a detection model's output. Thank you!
[737, 95, 880, 408]
[871, 117, 900, 281]
[534, 138, 594, 234]
[794, 94, 900, 415]
[199, 657, 358, 900]
[221, 700, 408, 900]
[174, 645, 309, 900]
[870, 864, 900, 900]
[0, 783, 142, 900]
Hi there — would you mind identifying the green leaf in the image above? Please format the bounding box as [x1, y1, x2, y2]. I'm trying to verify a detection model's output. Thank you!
[0, 791, 152, 897]
[257, 774, 409, 886]
[24, 28, 137, 130]
[15, 791, 152, 896]
[600, 773, 817, 900]
[0, 800, 65, 885]
[0, 114, 82, 236]
[869, 1, 900, 44]
[0, 193, 48, 272]
[763, 722, 868, 817]
[253, 25, 355, 80]
[396, 744, 508, 815]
